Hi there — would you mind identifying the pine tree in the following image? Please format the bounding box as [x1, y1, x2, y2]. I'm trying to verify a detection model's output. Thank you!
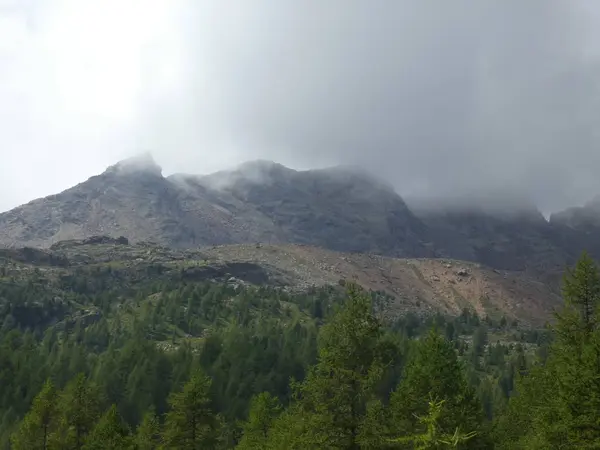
[496, 252, 600, 448]
[555, 251, 600, 350]
[51, 373, 102, 450]
[82, 405, 130, 450]
[266, 283, 393, 448]
[236, 392, 281, 450]
[162, 370, 221, 449]
[134, 410, 161, 450]
[391, 399, 477, 449]
[11, 379, 58, 450]
[356, 400, 388, 449]
[262, 405, 330, 450]
[390, 329, 486, 448]
[493, 363, 557, 449]
[541, 252, 600, 447]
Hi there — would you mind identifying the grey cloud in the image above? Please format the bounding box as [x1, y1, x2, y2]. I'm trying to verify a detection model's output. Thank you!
[2, 1, 600, 215]
[150, 0, 599, 215]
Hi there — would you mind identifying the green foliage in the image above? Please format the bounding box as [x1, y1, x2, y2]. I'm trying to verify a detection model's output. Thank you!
[0, 258, 551, 449]
[265, 284, 394, 448]
[236, 393, 281, 450]
[390, 330, 486, 447]
[496, 252, 600, 448]
[134, 410, 161, 450]
[162, 369, 222, 449]
[11, 379, 57, 450]
[82, 405, 130, 450]
[391, 399, 477, 449]
[52, 374, 102, 450]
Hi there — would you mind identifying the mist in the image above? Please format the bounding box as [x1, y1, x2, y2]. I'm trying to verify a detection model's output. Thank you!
[2, 1, 600, 215]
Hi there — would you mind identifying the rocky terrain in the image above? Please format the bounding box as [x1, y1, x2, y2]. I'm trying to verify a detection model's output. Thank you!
[202, 243, 562, 325]
[0, 154, 599, 278]
[0, 238, 562, 326]
[0, 155, 429, 257]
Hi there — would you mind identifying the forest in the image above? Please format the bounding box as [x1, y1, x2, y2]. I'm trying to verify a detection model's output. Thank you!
[1, 250, 598, 448]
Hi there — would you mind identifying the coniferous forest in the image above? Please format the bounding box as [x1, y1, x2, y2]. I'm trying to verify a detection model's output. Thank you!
[3, 250, 600, 448]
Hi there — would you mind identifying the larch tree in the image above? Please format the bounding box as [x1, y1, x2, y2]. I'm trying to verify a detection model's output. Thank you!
[162, 370, 222, 450]
[11, 379, 58, 450]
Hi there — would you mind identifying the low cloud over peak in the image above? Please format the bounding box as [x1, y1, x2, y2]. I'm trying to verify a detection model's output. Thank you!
[2, 1, 600, 214]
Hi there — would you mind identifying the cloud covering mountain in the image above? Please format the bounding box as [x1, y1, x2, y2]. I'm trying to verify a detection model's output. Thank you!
[2, 1, 600, 214]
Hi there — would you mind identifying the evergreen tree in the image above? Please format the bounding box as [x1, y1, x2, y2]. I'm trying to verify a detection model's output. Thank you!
[11, 379, 57, 450]
[51, 374, 102, 450]
[236, 392, 281, 450]
[558, 251, 600, 341]
[389, 330, 486, 448]
[266, 284, 393, 448]
[356, 400, 388, 449]
[391, 399, 477, 449]
[162, 370, 222, 449]
[134, 410, 161, 450]
[497, 252, 600, 448]
[82, 405, 130, 450]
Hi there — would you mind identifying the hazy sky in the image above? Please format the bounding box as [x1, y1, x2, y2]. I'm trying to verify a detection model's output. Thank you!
[1, 1, 600, 214]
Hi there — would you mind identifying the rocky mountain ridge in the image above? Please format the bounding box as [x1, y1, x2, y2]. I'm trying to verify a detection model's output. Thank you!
[1, 154, 599, 275]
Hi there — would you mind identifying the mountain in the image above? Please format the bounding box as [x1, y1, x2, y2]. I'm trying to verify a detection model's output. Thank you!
[0, 156, 430, 257]
[194, 160, 428, 256]
[549, 196, 600, 257]
[410, 203, 574, 275]
[0, 155, 283, 248]
[0, 235, 561, 448]
[1, 154, 600, 276]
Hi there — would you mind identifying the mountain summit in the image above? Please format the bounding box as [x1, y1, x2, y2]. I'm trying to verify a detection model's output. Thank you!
[0, 158, 429, 257]
[105, 152, 163, 177]
[2, 157, 600, 273]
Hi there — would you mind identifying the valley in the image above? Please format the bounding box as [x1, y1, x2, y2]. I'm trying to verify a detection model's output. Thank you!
[0, 156, 595, 448]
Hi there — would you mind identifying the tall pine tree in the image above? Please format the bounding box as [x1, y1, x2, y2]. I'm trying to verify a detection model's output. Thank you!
[236, 392, 281, 450]
[389, 330, 486, 448]
[162, 370, 222, 449]
[134, 409, 161, 450]
[11, 379, 57, 450]
[82, 405, 130, 450]
[265, 284, 394, 449]
[51, 374, 102, 450]
[497, 252, 600, 448]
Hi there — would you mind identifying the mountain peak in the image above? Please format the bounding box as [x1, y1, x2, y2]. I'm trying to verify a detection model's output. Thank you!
[235, 160, 296, 178]
[105, 152, 162, 177]
[199, 160, 296, 191]
[317, 164, 395, 192]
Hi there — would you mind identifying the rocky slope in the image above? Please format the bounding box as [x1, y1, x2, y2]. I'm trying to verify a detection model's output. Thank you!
[0, 156, 430, 257]
[202, 243, 562, 325]
[0, 155, 284, 249]
[1, 238, 562, 326]
[412, 206, 575, 275]
[0, 154, 599, 275]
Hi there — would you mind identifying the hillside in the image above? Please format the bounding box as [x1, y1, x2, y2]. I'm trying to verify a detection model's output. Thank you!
[0, 239, 561, 326]
[0, 236, 560, 449]
[201, 244, 562, 325]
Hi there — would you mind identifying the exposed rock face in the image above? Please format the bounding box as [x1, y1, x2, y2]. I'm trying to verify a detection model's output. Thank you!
[198, 161, 429, 257]
[2, 154, 600, 276]
[413, 207, 572, 274]
[549, 196, 600, 258]
[0, 157, 429, 258]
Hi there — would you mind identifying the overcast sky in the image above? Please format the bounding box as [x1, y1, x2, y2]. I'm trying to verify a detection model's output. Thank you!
[1, 1, 600, 214]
